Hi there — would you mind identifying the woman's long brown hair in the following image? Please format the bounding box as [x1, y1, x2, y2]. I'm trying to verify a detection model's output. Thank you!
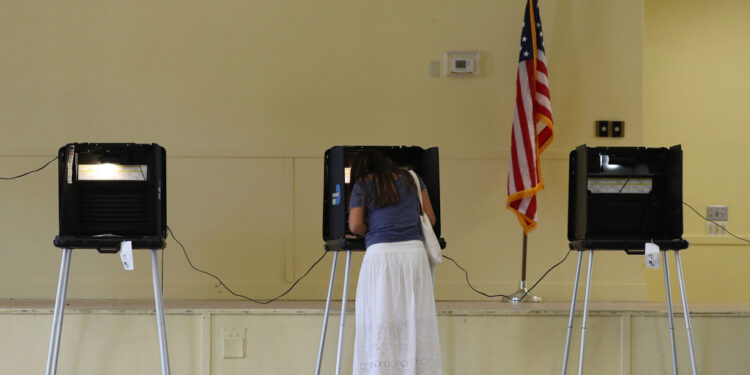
[349, 150, 416, 208]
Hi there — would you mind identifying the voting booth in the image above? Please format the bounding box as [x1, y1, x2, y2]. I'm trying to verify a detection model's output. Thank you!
[54, 143, 167, 251]
[567, 144, 686, 252]
[561, 144, 696, 375]
[46, 143, 171, 375]
[322, 145, 445, 251]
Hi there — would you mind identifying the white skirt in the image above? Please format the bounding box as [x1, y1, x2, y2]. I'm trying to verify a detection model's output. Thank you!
[353, 240, 442, 375]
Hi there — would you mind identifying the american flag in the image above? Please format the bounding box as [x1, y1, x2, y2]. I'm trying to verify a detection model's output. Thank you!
[506, 0, 554, 234]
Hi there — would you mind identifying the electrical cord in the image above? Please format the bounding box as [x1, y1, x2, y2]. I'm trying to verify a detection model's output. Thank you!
[683, 201, 750, 243]
[167, 225, 327, 304]
[0, 156, 58, 180]
[172, 222, 571, 303]
[442, 255, 511, 299]
[443, 249, 572, 301]
[520, 249, 572, 299]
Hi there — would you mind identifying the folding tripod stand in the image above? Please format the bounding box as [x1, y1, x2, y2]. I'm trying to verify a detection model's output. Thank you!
[315, 244, 361, 375]
[561, 242, 697, 375]
[45, 248, 171, 375]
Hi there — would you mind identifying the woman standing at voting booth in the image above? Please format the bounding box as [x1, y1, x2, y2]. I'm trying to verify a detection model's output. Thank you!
[348, 150, 442, 375]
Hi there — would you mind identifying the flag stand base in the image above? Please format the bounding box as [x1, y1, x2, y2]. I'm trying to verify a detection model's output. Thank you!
[506, 280, 543, 303]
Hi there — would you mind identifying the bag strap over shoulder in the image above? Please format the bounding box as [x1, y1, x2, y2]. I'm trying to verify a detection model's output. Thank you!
[408, 170, 424, 215]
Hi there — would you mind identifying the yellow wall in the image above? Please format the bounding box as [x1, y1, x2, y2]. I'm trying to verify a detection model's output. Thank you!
[0, 0, 661, 303]
[644, 0, 750, 302]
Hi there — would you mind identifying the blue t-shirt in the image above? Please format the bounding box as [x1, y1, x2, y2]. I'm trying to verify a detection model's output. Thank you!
[349, 173, 427, 248]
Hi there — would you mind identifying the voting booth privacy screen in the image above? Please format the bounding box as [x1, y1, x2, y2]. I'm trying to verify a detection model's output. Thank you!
[54, 143, 167, 251]
[322, 146, 443, 250]
[567, 144, 687, 252]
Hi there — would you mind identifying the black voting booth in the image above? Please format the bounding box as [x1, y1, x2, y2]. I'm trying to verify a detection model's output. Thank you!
[54, 143, 167, 251]
[316, 145, 445, 375]
[46, 143, 171, 375]
[322, 145, 446, 251]
[567, 144, 687, 252]
[561, 145, 697, 375]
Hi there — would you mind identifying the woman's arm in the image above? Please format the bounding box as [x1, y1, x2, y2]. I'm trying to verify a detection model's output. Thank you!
[349, 206, 368, 235]
[421, 188, 436, 226]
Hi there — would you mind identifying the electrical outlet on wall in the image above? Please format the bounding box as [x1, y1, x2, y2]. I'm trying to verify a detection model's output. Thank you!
[706, 205, 728, 236]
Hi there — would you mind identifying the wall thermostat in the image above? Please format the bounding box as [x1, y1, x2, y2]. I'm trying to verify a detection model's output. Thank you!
[451, 58, 474, 73]
[444, 51, 480, 77]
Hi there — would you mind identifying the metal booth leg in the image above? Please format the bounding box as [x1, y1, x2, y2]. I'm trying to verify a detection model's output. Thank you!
[663, 251, 679, 375]
[674, 250, 698, 375]
[315, 251, 339, 375]
[150, 249, 171, 375]
[334, 251, 352, 375]
[561, 251, 584, 375]
[577, 251, 594, 375]
[46, 248, 73, 375]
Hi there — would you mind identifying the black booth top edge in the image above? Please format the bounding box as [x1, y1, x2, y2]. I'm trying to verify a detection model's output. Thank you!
[325, 145, 437, 151]
[59, 142, 164, 151]
[574, 144, 682, 151]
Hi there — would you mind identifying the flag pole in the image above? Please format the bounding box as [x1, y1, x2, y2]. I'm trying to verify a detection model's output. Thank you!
[507, 232, 543, 303]
[522, 232, 527, 282]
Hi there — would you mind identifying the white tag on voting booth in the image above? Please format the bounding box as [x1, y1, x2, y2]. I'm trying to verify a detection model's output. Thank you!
[120, 241, 134, 271]
[645, 242, 660, 269]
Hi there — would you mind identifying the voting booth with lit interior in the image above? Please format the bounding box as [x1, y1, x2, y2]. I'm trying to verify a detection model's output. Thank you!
[46, 143, 172, 375]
